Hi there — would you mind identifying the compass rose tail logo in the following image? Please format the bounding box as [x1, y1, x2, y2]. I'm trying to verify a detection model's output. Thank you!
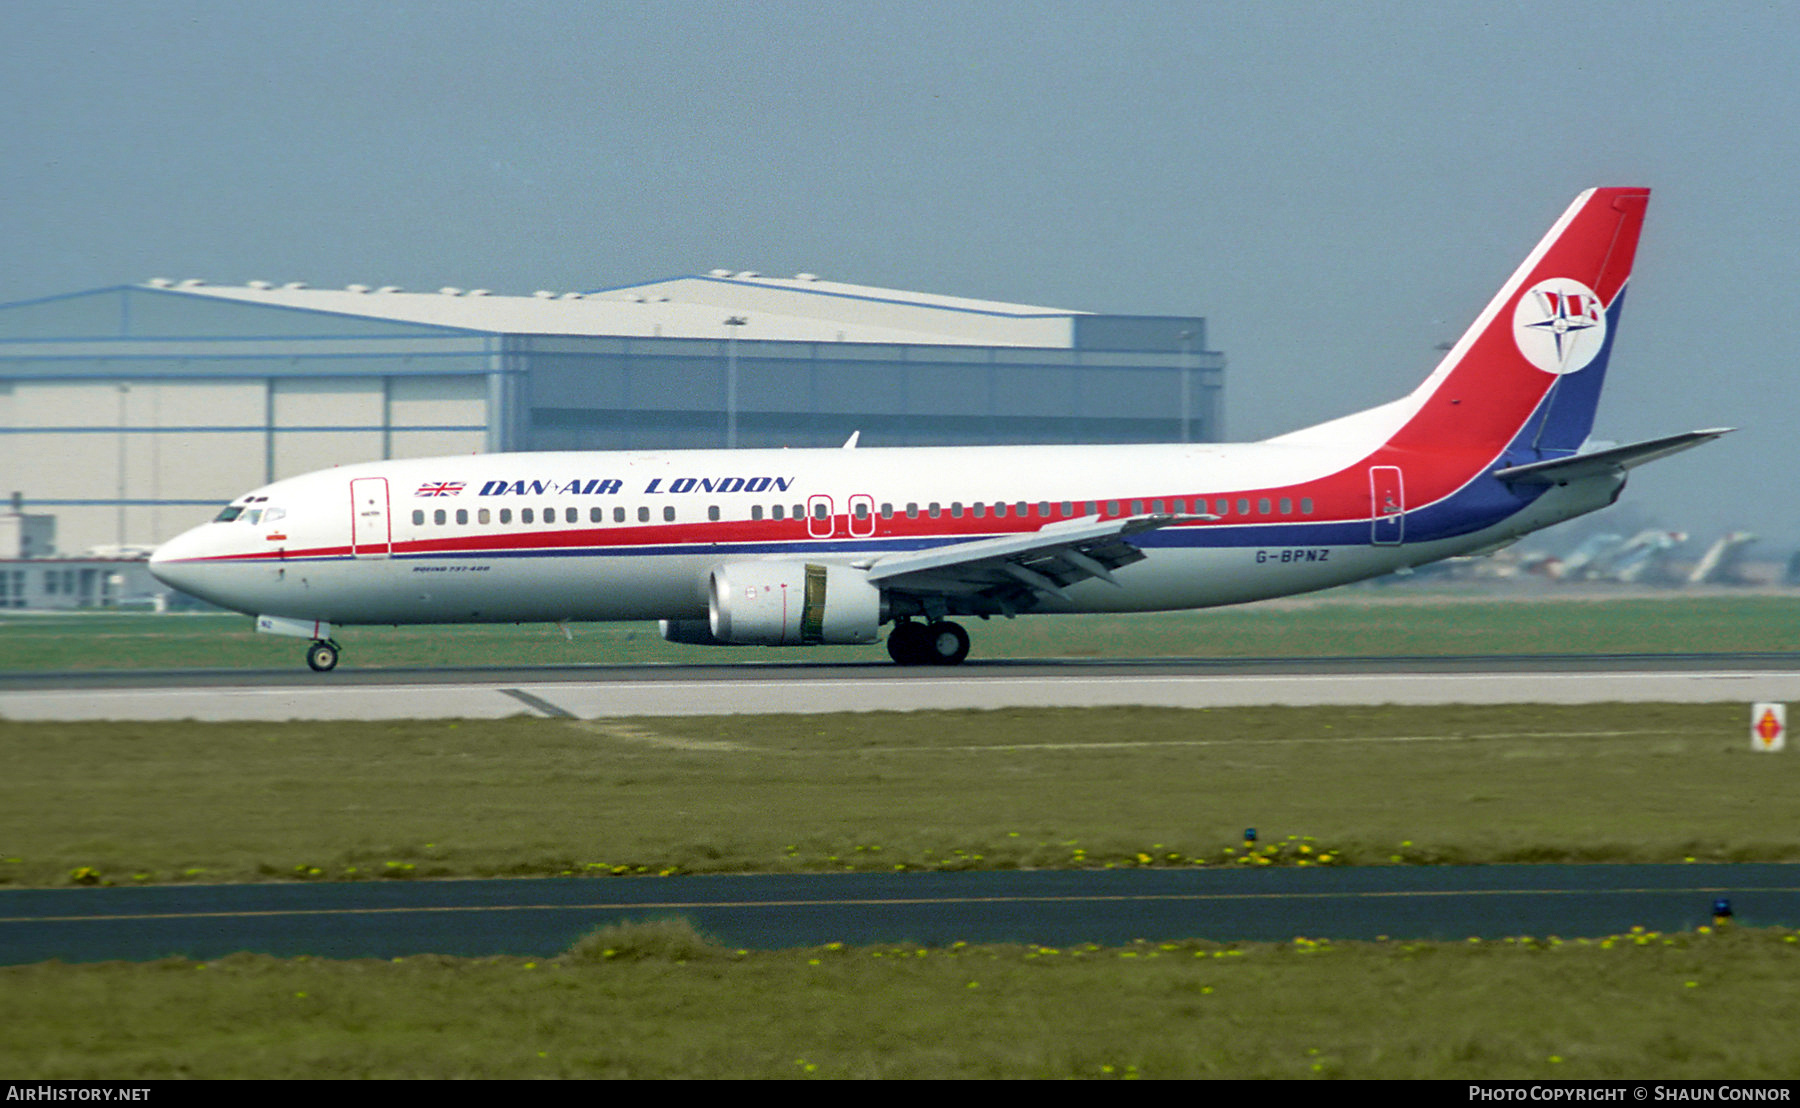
[1514, 278, 1607, 374]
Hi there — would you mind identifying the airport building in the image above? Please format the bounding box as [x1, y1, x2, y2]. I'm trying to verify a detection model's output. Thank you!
[0, 272, 1223, 558]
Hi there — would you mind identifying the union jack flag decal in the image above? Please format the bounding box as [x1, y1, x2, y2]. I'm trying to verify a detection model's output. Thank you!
[415, 481, 466, 498]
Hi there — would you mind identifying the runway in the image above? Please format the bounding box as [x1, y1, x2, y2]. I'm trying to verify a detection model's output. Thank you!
[4, 653, 1800, 720]
[4, 864, 1794, 964]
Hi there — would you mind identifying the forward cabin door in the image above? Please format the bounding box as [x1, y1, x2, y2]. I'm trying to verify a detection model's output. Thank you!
[350, 477, 392, 558]
[1369, 466, 1404, 545]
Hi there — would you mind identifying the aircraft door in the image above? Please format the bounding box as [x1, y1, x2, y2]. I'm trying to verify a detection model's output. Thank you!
[807, 494, 836, 539]
[350, 477, 392, 558]
[1369, 466, 1404, 545]
[847, 494, 876, 538]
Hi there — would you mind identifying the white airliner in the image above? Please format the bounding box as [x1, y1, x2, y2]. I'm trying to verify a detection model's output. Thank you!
[150, 188, 1727, 671]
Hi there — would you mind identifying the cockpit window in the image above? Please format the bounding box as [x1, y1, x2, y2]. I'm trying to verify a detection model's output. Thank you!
[213, 505, 244, 523]
[244, 509, 263, 525]
[263, 507, 285, 524]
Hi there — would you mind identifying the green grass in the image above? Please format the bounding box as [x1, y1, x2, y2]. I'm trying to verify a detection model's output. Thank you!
[5, 592, 1800, 670]
[5, 703, 1798, 889]
[6, 925, 1797, 1078]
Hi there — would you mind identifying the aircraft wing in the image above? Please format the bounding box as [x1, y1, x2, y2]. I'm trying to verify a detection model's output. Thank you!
[864, 513, 1208, 608]
[1493, 428, 1733, 485]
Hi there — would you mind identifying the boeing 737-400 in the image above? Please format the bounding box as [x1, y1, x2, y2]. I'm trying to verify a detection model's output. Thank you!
[149, 188, 1728, 671]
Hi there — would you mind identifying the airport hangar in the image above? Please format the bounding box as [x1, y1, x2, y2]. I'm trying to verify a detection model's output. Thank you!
[0, 271, 1224, 569]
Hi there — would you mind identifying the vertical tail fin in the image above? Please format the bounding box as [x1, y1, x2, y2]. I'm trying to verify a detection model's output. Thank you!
[1392, 187, 1650, 461]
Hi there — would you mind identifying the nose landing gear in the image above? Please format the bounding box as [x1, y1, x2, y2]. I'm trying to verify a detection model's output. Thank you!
[886, 619, 971, 666]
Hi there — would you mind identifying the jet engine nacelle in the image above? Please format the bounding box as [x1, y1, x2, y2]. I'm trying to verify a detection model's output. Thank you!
[708, 561, 880, 646]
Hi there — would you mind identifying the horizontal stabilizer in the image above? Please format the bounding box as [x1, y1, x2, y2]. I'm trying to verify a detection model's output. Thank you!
[1493, 428, 1733, 485]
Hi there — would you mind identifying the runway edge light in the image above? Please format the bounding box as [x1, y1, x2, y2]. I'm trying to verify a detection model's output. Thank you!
[1751, 703, 1786, 753]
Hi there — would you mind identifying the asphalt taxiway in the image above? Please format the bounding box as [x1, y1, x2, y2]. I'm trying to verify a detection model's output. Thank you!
[4, 864, 1795, 964]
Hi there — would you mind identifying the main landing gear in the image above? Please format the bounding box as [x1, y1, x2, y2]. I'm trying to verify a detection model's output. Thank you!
[305, 639, 343, 673]
[886, 619, 971, 666]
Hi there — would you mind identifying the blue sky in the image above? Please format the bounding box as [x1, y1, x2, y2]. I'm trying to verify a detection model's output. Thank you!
[4, 1, 1795, 550]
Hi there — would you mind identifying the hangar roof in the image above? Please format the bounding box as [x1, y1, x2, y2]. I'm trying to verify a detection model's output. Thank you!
[137, 272, 1089, 348]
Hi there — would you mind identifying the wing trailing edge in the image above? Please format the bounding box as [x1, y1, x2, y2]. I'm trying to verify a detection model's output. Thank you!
[865, 512, 1210, 604]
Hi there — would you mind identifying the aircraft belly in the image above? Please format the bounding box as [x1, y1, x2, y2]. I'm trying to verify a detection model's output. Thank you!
[375, 554, 710, 623]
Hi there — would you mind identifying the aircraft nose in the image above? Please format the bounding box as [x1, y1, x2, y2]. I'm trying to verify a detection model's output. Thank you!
[148, 527, 216, 599]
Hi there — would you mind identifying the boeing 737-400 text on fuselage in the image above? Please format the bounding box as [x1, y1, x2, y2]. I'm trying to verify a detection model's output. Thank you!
[149, 188, 1728, 671]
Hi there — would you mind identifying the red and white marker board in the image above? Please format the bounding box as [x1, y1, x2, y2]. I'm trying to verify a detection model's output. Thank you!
[1752, 703, 1786, 752]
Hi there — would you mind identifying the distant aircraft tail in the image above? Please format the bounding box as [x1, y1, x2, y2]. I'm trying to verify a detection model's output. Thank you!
[1387, 187, 1650, 465]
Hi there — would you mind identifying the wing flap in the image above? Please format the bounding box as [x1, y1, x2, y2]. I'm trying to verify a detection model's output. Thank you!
[866, 513, 1204, 602]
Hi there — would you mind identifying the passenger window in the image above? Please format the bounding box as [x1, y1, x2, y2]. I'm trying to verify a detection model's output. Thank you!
[1301, 497, 1314, 515]
[1039, 502, 1051, 518]
[1131, 500, 1144, 515]
[613, 507, 625, 523]
[432, 509, 445, 525]
[1062, 501, 1073, 517]
[478, 509, 490, 525]
[906, 503, 919, 519]
[1279, 497, 1292, 515]
[792, 505, 802, 519]
[590, 507, 601, 523]
[950, 502, 963, 518]
[773, 505, 785, 520]
[1153, 500, 1166, 514]
[928, 503, 941, 518]
[709, 505, 721, 521]
[1107, 500, 1120, 516]
[994, 502, 1008, 518]
[854, 502, 869, 519]
[813, 503, 827, 519]
[522, 508, 534, 524]
[1216, 499, 1229, 516]
[1237, 499, 1250, 515]
[664, 506, 676, 522]
[880, 503, 894, 518]
[638, 507, 650, 523]
[543, 505, 555, 523]
[412, 510, 425, 525]
[456, 509, 469, 525]
[565, 507, 577, 523]
[752, 505, 764, 521]
[1258, 498, 1271, 515]
[972, 503, 986, 518]
[500, 508, 513, 524]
